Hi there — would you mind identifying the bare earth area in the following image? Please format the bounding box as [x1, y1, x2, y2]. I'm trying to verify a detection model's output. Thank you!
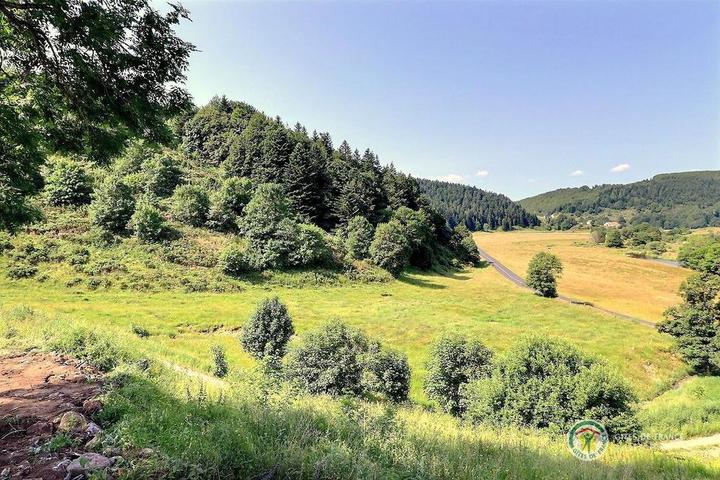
[0, 352, 102, 479]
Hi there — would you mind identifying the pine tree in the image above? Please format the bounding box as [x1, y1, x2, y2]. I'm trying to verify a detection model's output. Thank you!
[286, 140, 323, 222]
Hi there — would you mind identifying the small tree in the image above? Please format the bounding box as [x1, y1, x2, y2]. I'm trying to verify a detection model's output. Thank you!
[211, 345, 229, 378]
[129, 202, 166, 243]
[424, 334, 493, 415]
[526, 252, 563, 298]
[241, 297, 295, 360]
[219, 242, 250, 277]
[171, 184, 210, 227]
[90, 176, 135, 234]
[605, 229, 624, 248]
[369, 220, 410, 276]
[657, 273, 720, 374]
[345, 216, 374, 260]
[45, 158, 93, 206]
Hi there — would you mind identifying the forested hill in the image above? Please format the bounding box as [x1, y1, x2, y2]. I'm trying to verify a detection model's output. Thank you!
[519, 171, 720, 229]
[417, 179, 540, 231]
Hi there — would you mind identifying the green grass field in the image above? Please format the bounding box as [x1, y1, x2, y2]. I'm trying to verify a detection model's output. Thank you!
[0, 256, 687, 402]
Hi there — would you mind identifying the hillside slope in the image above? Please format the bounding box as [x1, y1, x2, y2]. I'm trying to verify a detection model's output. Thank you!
[519, 171, 720, 228]
[417, 178, 539, 231]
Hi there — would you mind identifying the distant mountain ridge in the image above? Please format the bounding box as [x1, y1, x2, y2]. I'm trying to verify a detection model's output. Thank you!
[519, 171, 720, 229]
[417, 178, 540, 231]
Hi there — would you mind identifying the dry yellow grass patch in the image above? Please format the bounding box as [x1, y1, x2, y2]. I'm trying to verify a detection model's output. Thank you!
[474, 230, 692, 322]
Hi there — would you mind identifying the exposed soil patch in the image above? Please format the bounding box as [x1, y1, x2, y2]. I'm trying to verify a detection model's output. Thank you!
[0, 352, 102, 479]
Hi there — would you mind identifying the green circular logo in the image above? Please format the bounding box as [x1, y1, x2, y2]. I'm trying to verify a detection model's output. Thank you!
[567, 419, 609, 461]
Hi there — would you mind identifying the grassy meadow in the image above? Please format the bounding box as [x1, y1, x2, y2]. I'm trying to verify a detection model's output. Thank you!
[0, 256, 687, 402]
[474, 230, 692, 322]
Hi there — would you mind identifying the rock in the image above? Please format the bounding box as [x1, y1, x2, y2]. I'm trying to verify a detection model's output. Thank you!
[53, 459, 71, 472]
[65, 453, 112, 476]
[65, 373, 85, 383]
[138, 447, 155, 457]
[26, 421, 53, 436]
[82, 398, 102, 415]
[0, 467, 10, 479]
[58, 411, 88, 434]
[85, 421, 101, 437]
[85, 435, 102, 451]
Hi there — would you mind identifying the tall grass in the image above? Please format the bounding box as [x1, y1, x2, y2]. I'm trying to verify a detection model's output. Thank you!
[1, 306, 718, 479]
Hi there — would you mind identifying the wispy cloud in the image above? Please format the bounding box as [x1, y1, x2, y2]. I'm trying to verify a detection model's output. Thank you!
[435, 174, 466, 184]
[570, 170, 584, 177]
[610, 163, 631, 173]
[476, 169, 489, 177]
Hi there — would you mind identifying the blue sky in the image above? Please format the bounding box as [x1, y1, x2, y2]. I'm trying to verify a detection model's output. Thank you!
[174, 0, 720, 200]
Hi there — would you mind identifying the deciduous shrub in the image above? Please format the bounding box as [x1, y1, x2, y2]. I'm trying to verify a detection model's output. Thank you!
[526, 251, 563, 298]
[143, 153, 183, 198]
[605, 228, 624, 248]
[424, 334, 493, 414]
[48, 326, 125, 372]
[207, 177, 252, 232]
[369, 220, 410, 276]
[286, 321, 370, 396]
[362, 346, 411, 402]
[678, 234, 720, 274]
[345, 216, 374, 261]
[289, 223, 332, 267]
[45, 158, 93, 206]
[7, 261, 38, 279]
[241, 297, 294, 360]
[90, 177, 136, 234]
[219, 242, 250, 276]
[129, 202, 167, 243]
[463, 336, 639, 440]
[171, 184, 210, 227]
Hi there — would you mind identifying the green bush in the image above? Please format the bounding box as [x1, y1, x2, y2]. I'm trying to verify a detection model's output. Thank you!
[207, 177, 253, 232]
[362, 346, 411, 402]
[171, 184, 210, 227]
[45, 158, 93, 206]
[369, 220, 410, 276]
[526, 251, 563, 298]
[239, 183, 291, 270]
[48, 326, 125, 372]
[241, 297, 295, 360]
[463, 336, 639, 440]
[219, 243, 250, 276]
[132, 324, 150, 338]
[678, 234, 720, 274]
[451, 224, 481, 264]
[143, 153, 183, 198]
[345, 216, 374, 261]
[7, 261, 38, 279]
[424, 334, 493, 414]
[289, 223, 332, 267]
[90, 176, 136, 233]
[130, 202, 167, 243]
[605, 228, 624, 248]
[286, 321, 370, 396]
[212, 345, 229, 378]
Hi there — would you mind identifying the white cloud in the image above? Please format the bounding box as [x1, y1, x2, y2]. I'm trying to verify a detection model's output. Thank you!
[435, 174, 466, 184]
[610, 163, 631, 173]
[476, 169, 489, 177]
[570, 170, 584, 177]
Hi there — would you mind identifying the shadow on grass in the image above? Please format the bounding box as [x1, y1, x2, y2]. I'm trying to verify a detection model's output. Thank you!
[397, 273, 448, 290]
[97, 371, 719, 480]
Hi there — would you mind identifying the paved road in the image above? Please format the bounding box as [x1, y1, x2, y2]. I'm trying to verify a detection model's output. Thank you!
[475, 246, 656, 328]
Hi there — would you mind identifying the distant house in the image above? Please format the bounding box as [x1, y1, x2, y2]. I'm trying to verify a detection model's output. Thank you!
[603, 221, 621, 228]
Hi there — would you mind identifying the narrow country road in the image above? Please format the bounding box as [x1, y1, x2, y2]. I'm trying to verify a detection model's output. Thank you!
[475, 246, 656, 328]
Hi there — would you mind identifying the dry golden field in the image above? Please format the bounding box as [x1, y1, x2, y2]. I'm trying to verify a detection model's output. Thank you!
[474, 230, 692, 322]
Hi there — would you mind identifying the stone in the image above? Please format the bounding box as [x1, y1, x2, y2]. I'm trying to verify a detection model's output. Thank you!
[138, 447, 155, 457]
[82, 398, 102, 415]
[85, 421, 101, 437]
[85, 435, 102, 451]
[65, 453, 112, 476]
[58, 411, 88, 434]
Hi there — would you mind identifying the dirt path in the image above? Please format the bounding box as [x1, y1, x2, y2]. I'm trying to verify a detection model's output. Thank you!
[475, 246, 655, 328]
[660, 433, 720, 457]
[0, 352, 102, 478]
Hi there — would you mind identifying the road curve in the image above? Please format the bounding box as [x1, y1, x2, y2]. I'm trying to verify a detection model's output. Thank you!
[475, 246, 656, 328]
